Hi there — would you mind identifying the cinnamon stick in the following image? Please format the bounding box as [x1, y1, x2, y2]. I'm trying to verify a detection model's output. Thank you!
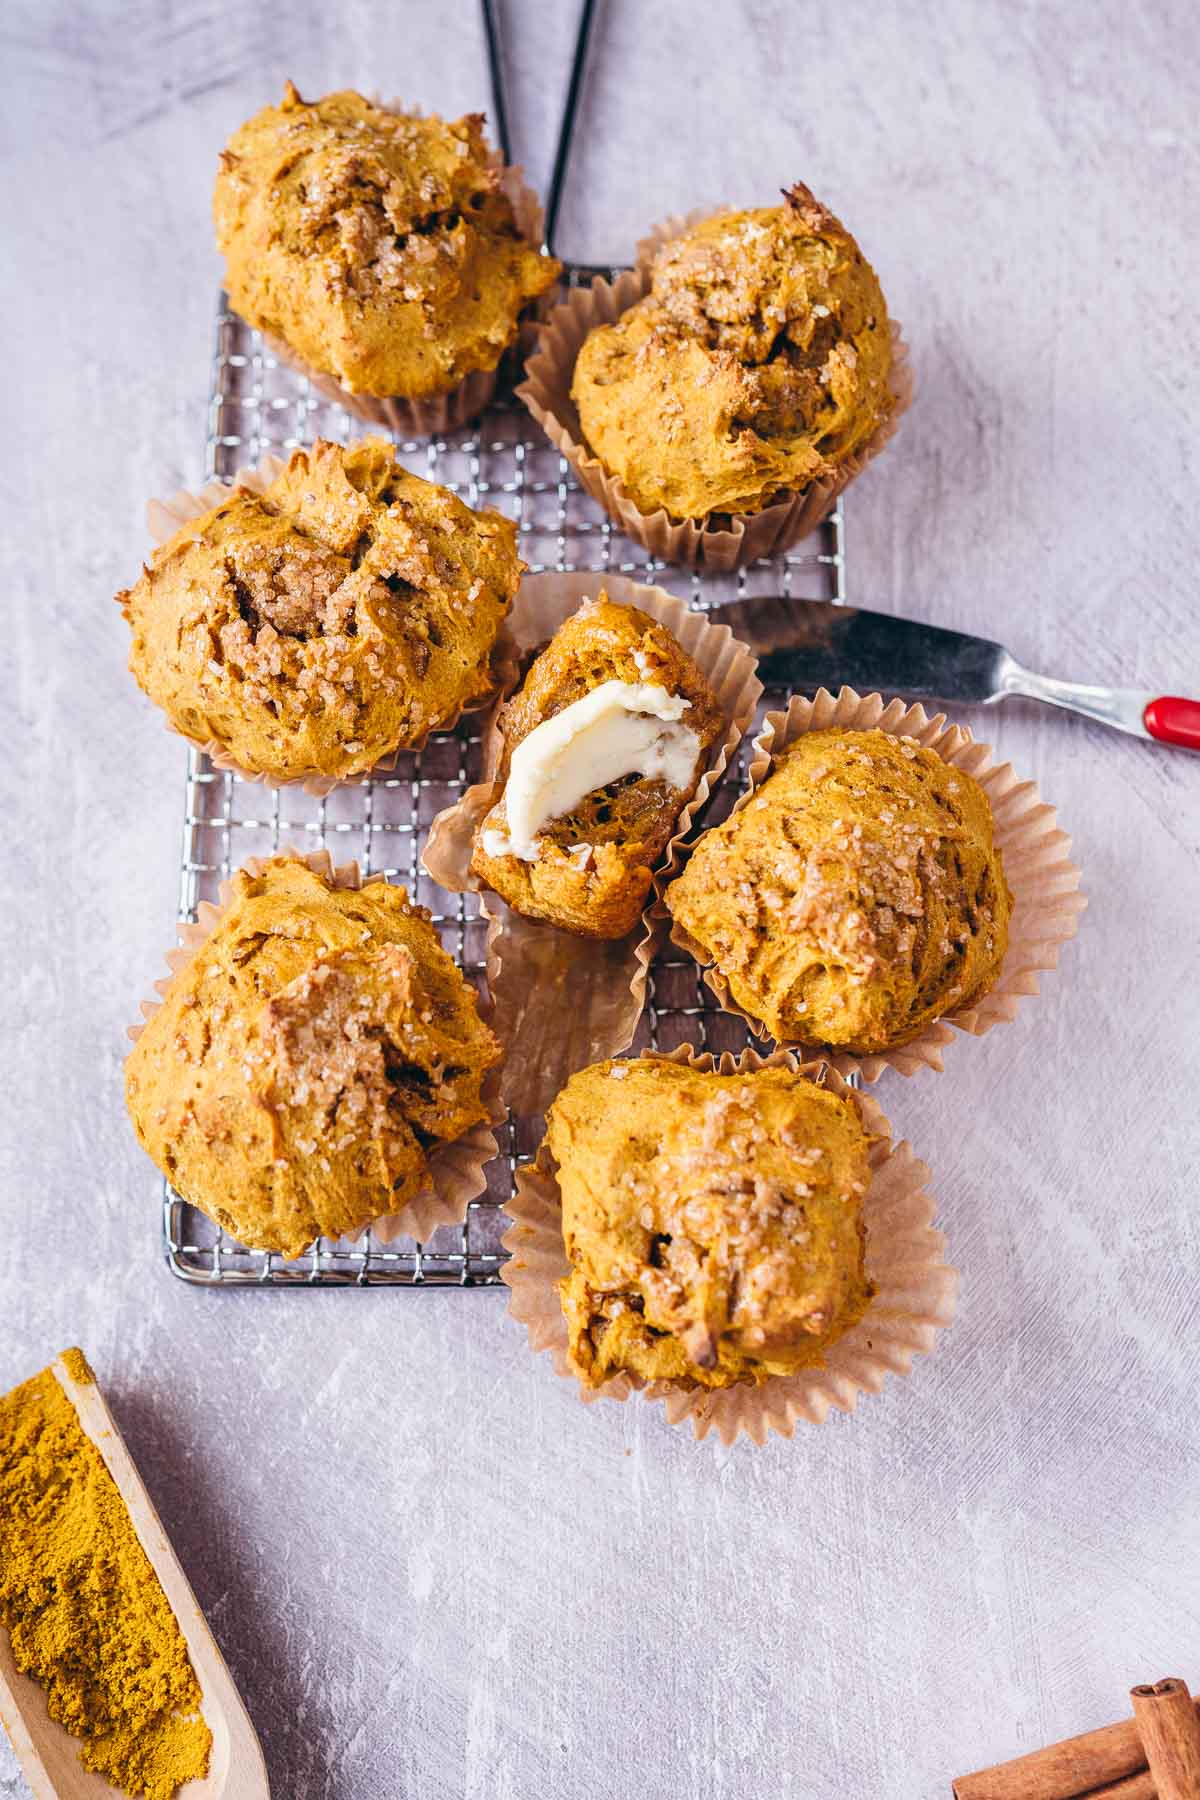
[953, 1682, 1200, 1800]
[1087, 1774, 1157, 1799]
[1131, 1679, 1200, 1800]
[952, 1715, 1148, 1800]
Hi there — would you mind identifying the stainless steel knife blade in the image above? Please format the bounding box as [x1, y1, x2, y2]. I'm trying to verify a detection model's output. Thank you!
[718, 597, 1006, 703]
[715, 595, 1200, 748]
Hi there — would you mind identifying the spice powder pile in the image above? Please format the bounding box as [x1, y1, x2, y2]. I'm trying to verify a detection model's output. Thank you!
[0, 1350, 211, 1799]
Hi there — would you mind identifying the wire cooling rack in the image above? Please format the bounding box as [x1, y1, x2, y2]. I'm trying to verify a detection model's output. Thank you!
[162, 287, 847, 1286]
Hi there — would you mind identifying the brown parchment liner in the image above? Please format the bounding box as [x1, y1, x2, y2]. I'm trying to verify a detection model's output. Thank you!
[252, 97, 553, 436]
[422, 572, 762, 1115]
[501, 1044, 956, 1446]
[137, 451, 521, 797]
[125, 848, 503, 1251]
[668, 688, 1087, 1082]
[517, 207, 913, 572]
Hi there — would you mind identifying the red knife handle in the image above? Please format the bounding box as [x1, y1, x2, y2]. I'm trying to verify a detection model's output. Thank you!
[1143, 696, 1200, 751]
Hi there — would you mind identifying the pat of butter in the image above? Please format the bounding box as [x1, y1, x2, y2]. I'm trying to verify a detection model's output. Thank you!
[481, 680, 701, 862]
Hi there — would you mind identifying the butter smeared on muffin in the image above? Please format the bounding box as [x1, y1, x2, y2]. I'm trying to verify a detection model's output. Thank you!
[125, 856, 501, 1258]
[666, 728, 1012, 1053]
[549, 1058, 875, 1390]
[120, 437, 522, 782]
[572, 184, 894, 521]
[214, 84, 560, 401]
[470, 596, 726, 939]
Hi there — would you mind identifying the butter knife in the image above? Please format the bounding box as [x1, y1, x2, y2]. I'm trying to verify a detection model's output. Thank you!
[719, 596, 1200, 751]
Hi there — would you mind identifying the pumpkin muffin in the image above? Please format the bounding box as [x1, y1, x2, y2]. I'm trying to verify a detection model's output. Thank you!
[119, 437, 522, 782]
[666, 728, 1012, 1054]
[213, 84, 561, 403]
[548, 1057, 875, 1390]
[470, 596, 726, 939]
[125, 856, 501, 1258]
[572, 183, 895, 521]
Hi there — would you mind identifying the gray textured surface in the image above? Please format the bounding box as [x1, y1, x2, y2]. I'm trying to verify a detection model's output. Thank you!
[3, 2, 1200, 1796]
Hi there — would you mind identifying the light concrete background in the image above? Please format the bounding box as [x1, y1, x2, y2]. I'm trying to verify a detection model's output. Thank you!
[3, 2, 1199, 1795]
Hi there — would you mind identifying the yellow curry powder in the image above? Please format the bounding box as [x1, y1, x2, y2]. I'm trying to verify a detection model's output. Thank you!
[0, 1352, 212, 1799]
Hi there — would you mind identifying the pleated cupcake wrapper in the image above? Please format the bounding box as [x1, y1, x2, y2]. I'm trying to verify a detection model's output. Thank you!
[501, 1043, 957, 1446]
[516, 207, 913, 572]
[254, 97, 553, 436]
[667, 688, 1087, 1082]
[421, 571, 762, 1116]
[126, 848, 504, 1251]
[139, 451, 521, 797]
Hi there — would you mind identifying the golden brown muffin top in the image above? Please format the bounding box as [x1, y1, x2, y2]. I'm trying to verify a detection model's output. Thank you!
[571, 184, 894, 520]
[119, 437, 522, 782]
[666, 728, 1012, 1054]
[550, 1057, 875, 1390]
[125, 856, 501, 1259]
[470, 596, 726, 939]
[214, 84, 561, 398]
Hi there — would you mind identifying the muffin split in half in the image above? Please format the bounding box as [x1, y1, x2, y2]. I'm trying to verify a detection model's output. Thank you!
[470, 595, 727, 939]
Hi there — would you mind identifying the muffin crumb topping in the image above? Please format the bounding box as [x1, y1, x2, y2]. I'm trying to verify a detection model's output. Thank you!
[573, 184, 895, 521]
[119, 437, 523, 782]
[666, 727, 1012, 1054]
[125, 856, 501, 1257]
[549, 1057, 875, 1391]
[214, 86, 561, 400]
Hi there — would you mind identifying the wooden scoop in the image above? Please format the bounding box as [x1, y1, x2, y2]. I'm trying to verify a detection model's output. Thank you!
[0, 1352, 269, 1799]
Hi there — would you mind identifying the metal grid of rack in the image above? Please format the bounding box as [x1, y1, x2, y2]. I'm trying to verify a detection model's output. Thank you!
[162, 286, 847, 1286]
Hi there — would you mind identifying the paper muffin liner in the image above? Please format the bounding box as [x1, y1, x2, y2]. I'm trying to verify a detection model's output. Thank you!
[516, 207, 913, 572]
[126, 848, 503, 1251]
[667, 688, 1087, 1081]
[252, 97, 554, 436]
[265, 337, 508, 439]
[138, 450, 521, 797]
[421, 572, 762, 1115]
[501, 1044, 956, 1445]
